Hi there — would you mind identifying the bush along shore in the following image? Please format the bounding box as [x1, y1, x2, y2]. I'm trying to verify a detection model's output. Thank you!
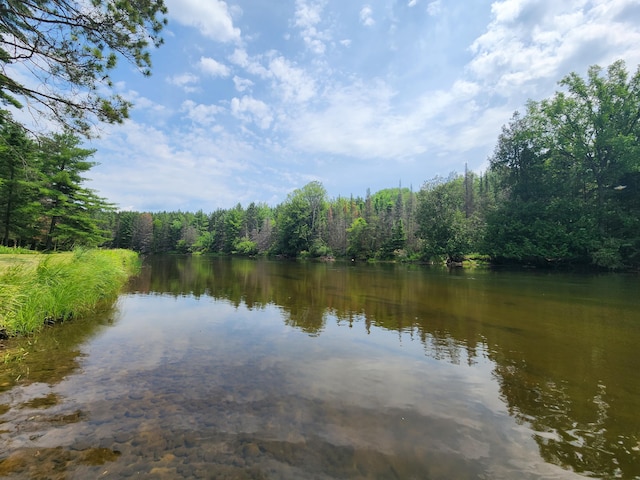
[0, 248, 139, 338]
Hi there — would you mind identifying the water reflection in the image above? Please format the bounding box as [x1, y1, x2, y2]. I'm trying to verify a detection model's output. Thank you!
[0, 255, 638, 479]
[130, 256, 640, 478]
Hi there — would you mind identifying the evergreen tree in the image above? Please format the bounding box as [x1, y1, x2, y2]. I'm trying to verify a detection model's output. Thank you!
[0, 113, 40, 246]
[39, 132, 112, 249]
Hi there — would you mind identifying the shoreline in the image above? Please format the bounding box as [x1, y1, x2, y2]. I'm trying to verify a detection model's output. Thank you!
[0, 249, 139, 338]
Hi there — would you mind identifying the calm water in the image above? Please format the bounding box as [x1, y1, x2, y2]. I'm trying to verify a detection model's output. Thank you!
[0, 256, 639, 479]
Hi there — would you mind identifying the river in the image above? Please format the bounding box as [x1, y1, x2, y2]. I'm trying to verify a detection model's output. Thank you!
[1, 256, 639, 479]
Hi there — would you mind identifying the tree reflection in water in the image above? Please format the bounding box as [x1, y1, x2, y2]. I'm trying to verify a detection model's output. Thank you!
[131, 256, 639, 478]
[1, 255, 638, 478]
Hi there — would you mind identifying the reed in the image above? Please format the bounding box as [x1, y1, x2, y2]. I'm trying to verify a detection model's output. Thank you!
[0, 249, 139, 337]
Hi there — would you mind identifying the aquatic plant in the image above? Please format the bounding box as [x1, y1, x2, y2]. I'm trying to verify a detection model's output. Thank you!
[0, 249, 139, 336]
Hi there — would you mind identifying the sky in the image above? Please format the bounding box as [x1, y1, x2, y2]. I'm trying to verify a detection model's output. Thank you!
[31, 1, 640, 211]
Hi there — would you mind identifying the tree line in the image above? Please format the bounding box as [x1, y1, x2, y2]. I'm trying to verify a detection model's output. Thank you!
[2, 61, 640, 269]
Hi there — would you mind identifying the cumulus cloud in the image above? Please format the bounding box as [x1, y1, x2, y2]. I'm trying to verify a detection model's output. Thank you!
[228, 50, 316, 103]
[91, 119, 264, 211]
[233, 76, 254, 92]
[294, 0, 331, 54]
[285, 76, 493, 161]
[360, 5, 375, 27]
[166, 0, 241, 42]
[230, 96, 273, 129]
[198, 57, 231, 77]
[285, 80, 409, 158]
[467, 0, 640, 97]
[228, 48, 271, 77]
[166, 73, 199, 92]
[268, 56, 316, 103]
[181, 100, 225, 125]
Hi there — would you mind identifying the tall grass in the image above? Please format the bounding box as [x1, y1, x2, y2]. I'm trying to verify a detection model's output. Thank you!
[0, 249, 139, 336]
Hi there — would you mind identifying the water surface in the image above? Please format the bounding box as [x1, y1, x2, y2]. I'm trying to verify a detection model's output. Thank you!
[1, 256, 639, 479]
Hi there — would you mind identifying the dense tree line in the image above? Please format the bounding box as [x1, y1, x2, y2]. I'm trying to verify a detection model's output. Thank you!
[102, 182, 419, 261]
[96, 171, 498, 263]
[2, 61, 639, 268]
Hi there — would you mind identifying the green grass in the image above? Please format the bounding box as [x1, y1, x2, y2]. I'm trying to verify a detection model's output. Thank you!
[0, 248, 139, 337]
[0, 246, 38, 255]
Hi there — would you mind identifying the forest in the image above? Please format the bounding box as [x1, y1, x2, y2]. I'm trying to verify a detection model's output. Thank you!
[1, 61, 640, 270]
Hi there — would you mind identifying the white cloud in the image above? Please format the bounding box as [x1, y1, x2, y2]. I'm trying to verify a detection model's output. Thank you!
[120, 91, 164, 113]
[228, 48, 271, 78]
[198, 57, 231, 77]
[467, 0, 640, 97]
[91, 120, 262, 211]
[181, 100, 225, 125]
[166, 0, 241, 42]
[360, 5, 375, 27]
[228, 50, 315, 103]
[268, 56, 316, 103]
[285, 76, 492, 161]
[286, 80, 407, 158]
[230, 96, 273, 129]
[233, 76, 254, 92]
[89, 1, 640, 211]
[294, 0, 330, 54]
[166, 73, 199, 92]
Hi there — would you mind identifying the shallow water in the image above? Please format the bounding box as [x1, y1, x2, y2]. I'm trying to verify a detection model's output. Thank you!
[0, 256, 639, 479]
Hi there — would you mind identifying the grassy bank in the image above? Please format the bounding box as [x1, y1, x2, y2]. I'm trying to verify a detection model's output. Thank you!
[0, 249, 139, 337]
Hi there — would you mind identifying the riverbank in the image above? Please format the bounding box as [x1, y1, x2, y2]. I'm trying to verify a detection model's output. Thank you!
[0, 249, 139, 338]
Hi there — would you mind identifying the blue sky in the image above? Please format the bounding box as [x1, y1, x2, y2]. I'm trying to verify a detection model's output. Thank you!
[79, 0, 640, 211]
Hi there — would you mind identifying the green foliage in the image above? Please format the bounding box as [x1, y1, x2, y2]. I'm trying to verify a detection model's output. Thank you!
[276, 181, 327, 257]
[234, 238, 258, 256]
[0, 117, 112, 249]
[417, 176, 472, 263]
[0, 0, 167, 135]
[0, 114, 40, 246]
[0, 249, 139, 336]
[309, 238, 332, 258]
[0, 246, 35, 254]
[223, 207, 244, 254]
[346, 217, 371, 260]
[92, 61, 640, 273]
[191, 231, 215, 254]
[486, 61, 640, 268]
[379, 219, 407, 259]
[38, 131, 113, 249]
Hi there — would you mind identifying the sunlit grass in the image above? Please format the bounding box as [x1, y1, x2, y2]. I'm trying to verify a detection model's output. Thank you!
[0, 253, 42, 274]
[0, 246, 38, 255]
[0, 249, 139, 337]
